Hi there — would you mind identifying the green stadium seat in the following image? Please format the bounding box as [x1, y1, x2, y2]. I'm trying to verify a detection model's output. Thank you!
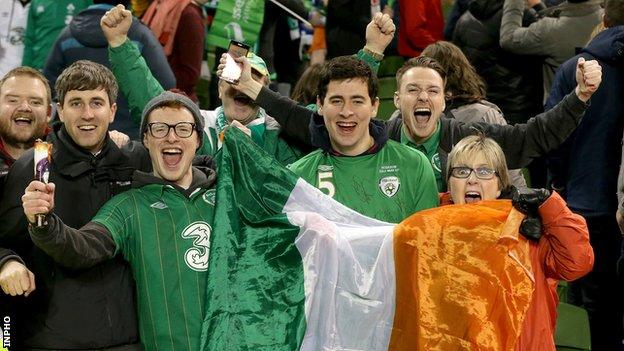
[378, 56, 405, 78]
[377, 99, 396, 121]
[555, 302, 591, 351]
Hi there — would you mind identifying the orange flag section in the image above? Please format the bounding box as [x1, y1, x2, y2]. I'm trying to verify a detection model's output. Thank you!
[390, 200, 534, 351]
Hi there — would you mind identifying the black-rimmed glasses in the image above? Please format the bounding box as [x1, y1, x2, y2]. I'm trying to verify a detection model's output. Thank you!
[450, 166, 497, 180]
[147, 122, 196, 139]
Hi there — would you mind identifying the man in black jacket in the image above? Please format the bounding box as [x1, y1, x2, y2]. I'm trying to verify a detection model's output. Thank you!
[0, 60, 150, 350]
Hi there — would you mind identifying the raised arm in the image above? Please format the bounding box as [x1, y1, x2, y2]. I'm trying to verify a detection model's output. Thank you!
[102, 4, 165, 125]
[217, 13, 396, 147]
[447, 58, 601, 169]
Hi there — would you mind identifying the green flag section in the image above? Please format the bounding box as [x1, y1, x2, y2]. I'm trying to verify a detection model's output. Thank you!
[206, 0, 265, 49]
[201, 127, 395, 350]
[201, 128, 533, 350]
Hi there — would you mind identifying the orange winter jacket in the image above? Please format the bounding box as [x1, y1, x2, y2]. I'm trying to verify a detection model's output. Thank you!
[439, 192, 593, 350]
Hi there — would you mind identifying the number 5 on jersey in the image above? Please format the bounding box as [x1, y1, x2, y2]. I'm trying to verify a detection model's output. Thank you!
[317, 171, 335, 198]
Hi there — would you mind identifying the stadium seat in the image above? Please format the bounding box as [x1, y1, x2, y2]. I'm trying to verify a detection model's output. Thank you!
[555, 302, 591, 351]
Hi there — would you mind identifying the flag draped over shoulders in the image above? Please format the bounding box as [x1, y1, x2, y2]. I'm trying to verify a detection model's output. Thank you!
[200, 128, 534, 351]
[391, 202, 534, 350]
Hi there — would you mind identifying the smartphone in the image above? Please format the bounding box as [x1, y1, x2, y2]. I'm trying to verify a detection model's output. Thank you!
[220, 40, 250, 84]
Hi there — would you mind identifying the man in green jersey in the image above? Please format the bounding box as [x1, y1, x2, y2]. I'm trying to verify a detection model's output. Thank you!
[22, 91, 216, 350]
[229, 31, 602, 192]
[278, 56, 438, 222]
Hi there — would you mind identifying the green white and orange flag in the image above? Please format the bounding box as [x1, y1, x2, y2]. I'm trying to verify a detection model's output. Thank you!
[201, 128, 535, 351]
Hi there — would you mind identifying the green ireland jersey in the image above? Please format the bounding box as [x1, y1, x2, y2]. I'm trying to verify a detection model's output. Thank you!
[288, 140, 439, 223]
[93, 183, 217, 350]
[400, 121, 444, 191]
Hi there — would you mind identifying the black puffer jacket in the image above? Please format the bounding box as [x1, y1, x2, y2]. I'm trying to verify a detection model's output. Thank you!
[453, 0, 544, 124]
[0, 123, 151, 349]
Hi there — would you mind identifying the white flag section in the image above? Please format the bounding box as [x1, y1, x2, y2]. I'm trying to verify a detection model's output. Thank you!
[285, 179, 397, 350]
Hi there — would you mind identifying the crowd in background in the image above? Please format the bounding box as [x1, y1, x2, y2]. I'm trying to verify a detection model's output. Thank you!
[0, 0, 622, 350]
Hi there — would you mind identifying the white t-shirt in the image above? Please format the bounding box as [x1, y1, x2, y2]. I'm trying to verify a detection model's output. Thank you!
[0, 0, 30, 77]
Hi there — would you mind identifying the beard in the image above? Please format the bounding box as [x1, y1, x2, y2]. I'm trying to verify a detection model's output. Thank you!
[0, 111, 47, 149]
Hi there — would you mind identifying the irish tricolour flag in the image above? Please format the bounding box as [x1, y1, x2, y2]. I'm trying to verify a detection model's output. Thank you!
[201, 128, 534, 351]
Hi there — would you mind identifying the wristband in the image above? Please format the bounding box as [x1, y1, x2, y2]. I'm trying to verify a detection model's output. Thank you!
[363, 46, 384, 61]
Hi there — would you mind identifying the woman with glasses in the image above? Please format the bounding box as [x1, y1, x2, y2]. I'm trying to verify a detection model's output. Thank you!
[439, 134, 593, 350]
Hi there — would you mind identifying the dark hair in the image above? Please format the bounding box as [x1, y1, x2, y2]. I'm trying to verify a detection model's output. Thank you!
[396, 56, 447, 89]
[317, 56, 378, 103]
[0, 66, 52, 105]
[291, 64, 323, 105]
[421, 41, 486, 103]
[55, 60, 118, 107]
[605, 0, 624, 27]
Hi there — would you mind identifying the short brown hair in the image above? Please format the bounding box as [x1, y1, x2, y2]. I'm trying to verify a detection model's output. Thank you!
[446, 134, 510, 190]
[0, 66, 52, 105]
[395, 56, 447, 89]
[317, 56, 378, 103]
[55, 60, 118, 107]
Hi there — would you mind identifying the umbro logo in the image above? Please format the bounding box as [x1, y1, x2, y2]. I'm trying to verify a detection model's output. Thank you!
[150, 202, 168, 210]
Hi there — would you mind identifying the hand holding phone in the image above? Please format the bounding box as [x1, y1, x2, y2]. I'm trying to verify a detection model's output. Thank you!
[220, 40, 250, 84]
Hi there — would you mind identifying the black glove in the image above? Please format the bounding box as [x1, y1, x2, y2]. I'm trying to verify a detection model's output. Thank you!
[512, 188, 551, 214]
[512, 188, 551, 242]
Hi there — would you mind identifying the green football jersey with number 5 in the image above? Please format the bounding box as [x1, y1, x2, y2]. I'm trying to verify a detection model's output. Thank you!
[288, 140, 439, 223]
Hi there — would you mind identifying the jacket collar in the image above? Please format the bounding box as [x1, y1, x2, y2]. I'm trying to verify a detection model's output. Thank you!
[50, 123, 132, 179]
[132, 166, 216, 198]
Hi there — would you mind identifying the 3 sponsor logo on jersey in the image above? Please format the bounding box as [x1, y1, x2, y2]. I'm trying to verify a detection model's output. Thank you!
[181, 222, 211, 272]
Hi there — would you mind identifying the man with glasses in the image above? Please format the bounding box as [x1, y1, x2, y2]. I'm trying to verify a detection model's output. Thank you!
[0, 60, 148, 349]
[21, 90, 216, 350]
[100, 4, 305, 165]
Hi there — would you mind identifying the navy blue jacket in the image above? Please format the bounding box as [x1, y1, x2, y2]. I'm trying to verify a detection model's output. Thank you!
[43, 4, 176, 140]
[545, 26, 624, 216]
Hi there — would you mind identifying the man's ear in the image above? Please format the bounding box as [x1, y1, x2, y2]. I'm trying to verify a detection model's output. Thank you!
[316, 95, 323, 114]
[109, 103, 117, 123]
[56, 102, 64, 122]
[393, 91, 400, 109]
[372, 96, 380, 117]
[46, 103, 52, 123]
